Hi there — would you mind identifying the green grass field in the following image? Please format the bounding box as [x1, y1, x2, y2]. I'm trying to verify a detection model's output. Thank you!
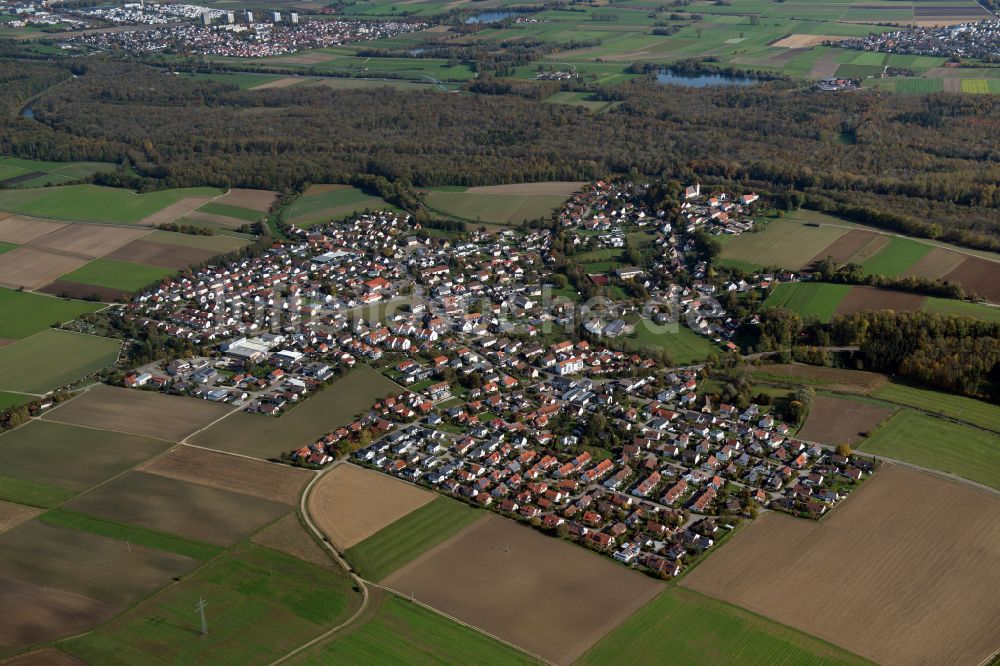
[197, 202, 264, 222]
[923, 297, 1000, 323]
[762, 282, 851, 322]
[860, 410, 1000, 491]
[0, 329, 121, 394]
[59, 259, 175, 292]
[422, 190, 569, 225]
[0, 473, 77, 507]
[0, 185, 223, 223]
[580, 587, 869, 665]
[60, 544, 359, 665]
[625, 321, 726, 365]
[0, 392, 30, 409]
[0, 287, 104, 339]
[189, 365, 400, 458]
[718, 218, 849, 271]
[0, 156, 118, 188]
[298, 594, 537, 664]
[283, 185, 395, 225]
[870, 383, 1000, 434]
[344, 496, 484, 581]
[39, 509, 222, 561]
[860, 237, 932, 277]
[181, 71, 286, 89]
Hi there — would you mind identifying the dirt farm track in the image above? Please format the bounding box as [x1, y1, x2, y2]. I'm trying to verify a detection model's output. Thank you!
[682, 464, 1000, 666]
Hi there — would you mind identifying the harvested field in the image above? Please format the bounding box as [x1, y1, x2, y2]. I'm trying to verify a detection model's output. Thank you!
[833, 285, 927, 315]
[104, 238, 218, 269]
[0, 248, 88, 290]
[772, 33, 850, 48]
[251, 512, 333, 568]
[796, 395, 894, 444]
[45, 384, 232, 441]
[753, 364, 888, 392]
[0, 421, 170, 492]
[140, 445, 309, 505]
[943, 255, 1000, 303]
[25, 224, 149, 259]
[0, 576, 119, 651]
[37, 281, 127, 302]
[0, 500, 39, 535]
[215, 188, 277, 211]
[251, 76, 303, 90]
[382, 513, 662, 665]
[682, 464, 1000, 666]
[64, 471, 290, 546]
[465, 181, 585, 195]
[310, 463, 434, 549]
[718, 219, 848, 272]
[903, 246, 966, 279]
[0, 520, 198, 607]
[806, 229, 878, 266]
[0, 216, 65, 244]
[189, 365, 399, 458]
[136, 196, 215, 227]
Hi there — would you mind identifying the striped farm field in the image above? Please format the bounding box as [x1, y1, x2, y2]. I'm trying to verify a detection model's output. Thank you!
[762, 282, 851, 322]
[859, 237, 932, 276]
[960, 79, 997, 94]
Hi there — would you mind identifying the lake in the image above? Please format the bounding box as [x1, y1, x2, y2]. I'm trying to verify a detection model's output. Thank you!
[656, 69, 758, 88]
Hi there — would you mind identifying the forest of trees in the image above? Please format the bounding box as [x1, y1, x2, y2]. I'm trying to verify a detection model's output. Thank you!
[1, 58, 1000, 252]
[758, 308, 1000, 399]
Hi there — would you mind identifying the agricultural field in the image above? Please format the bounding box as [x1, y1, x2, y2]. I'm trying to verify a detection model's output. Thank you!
[282, 185, 395, 226]
[56, 258, 174, 293]
[682, 464, 1000, 666]
[0, 520, 200, 650]
[421, 183, 580, 225]
[718, 218, 850, 271]
[0, 185, 223, 224]
[0, 288, 103, 340]
[22, 222, 149, 258]
[625, 321, 726, 365]
[251, 513, 334, 569]
[59, 544, 359, 666]
[870, 382, 1000, 433]
[0, 330, 121, 394]
[0, 392, 30, 410]
[0, 156, 118, 188]
[859, 411, 1000, 491]
[0, 421, 170, 494]
[344, 495, 484, 581]
[294, 593, 538, 665]
[188, 365, 400, 458]
[751, 364, 888, 393]
[0, 500, 39, 535]
[382, 512, 663, 664]
[796, 395, 895, 445]
[309, 463, 435, 550]
[762, 282, 852, 322]
[45, 384, 232, 441]
[0, 215, 66, 244]
[858, 236, 932, 276]
[64, 470, 290, 547]
[140, 445, 310, 505]
[580, 586, 867, 666]
[758, 282, 1000, 322]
